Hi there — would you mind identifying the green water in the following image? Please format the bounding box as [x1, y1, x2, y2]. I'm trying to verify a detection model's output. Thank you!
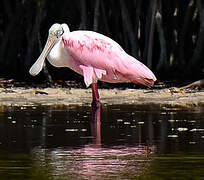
[0, 105, 203, 179]
[146, 155, 204, 180]
[0, 154, 203, 180]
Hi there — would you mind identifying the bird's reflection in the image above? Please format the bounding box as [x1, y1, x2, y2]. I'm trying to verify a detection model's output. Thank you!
[29, 105, 155, 179]
[91, 100, 101, 147]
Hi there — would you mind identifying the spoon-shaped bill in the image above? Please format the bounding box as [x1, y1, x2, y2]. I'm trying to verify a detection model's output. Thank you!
[29, 36, 57, 76]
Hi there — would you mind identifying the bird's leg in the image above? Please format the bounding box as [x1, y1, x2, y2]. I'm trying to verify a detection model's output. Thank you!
[91, 83, 101, 123]
[91, 83, 101, 122]
[91, 83, 101, 147]
[91, 83, 100, 103]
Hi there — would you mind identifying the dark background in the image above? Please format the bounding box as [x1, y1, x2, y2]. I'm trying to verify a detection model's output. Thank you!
[1, 0, 204, 85]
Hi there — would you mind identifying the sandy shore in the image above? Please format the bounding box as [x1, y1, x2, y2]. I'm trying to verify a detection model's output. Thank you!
[0, 87, 203, 108]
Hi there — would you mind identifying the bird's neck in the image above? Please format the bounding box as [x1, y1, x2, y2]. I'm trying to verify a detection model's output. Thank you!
[47, 39, 70, 68]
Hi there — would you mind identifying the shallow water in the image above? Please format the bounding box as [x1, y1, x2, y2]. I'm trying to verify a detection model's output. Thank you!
[0, 104, 204, 179]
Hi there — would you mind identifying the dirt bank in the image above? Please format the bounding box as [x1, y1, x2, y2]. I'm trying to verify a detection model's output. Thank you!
[0, 87, 203, 108]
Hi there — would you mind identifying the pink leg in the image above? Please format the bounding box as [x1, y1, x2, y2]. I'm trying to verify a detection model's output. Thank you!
[91, 83, 100, 103]
[91, 83, 101, 114]
[91, 83, 101, 147]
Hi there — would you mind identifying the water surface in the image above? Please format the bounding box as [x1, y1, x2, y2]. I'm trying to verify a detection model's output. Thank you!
[0, 104, 204, 179]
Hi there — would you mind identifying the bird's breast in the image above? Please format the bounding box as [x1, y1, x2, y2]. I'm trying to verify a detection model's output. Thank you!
[47, 39, 83, 76]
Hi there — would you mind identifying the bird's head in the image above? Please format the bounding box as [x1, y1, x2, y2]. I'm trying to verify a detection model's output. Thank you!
[29, 23, 70, 76]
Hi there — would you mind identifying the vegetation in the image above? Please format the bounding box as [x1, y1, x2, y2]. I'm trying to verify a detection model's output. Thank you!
[0, 0, 204, 83]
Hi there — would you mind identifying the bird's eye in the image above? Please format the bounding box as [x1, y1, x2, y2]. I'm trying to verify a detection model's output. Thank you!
[55, 29, 64, 38]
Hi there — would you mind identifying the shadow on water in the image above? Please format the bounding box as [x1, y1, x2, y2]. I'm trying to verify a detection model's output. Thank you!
[0, 104, 204, 179]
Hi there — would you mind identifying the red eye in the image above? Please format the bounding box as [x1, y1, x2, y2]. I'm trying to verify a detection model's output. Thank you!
[55, 29, 64, 38]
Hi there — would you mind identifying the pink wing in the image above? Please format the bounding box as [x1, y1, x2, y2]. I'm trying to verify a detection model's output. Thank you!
[62, 31, 156, 87]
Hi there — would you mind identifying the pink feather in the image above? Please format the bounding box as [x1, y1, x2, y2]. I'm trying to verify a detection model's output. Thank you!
[62, 31, 156, 87]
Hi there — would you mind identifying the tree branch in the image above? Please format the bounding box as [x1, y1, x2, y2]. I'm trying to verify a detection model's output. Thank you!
[119, 0, 137, 58]
[93, 0, 100, 31]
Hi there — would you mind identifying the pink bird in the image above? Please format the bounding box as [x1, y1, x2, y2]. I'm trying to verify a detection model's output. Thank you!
[29, 23, 156, 104]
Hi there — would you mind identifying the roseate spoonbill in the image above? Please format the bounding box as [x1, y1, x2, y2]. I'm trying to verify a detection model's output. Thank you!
[29, 23, 156, 103]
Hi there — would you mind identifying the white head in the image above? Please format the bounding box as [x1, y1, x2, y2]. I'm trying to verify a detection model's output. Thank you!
[29, 23, 70, 76]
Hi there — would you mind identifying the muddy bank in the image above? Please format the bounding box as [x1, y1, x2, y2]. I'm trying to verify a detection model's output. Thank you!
[0, 87, 203, 109]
